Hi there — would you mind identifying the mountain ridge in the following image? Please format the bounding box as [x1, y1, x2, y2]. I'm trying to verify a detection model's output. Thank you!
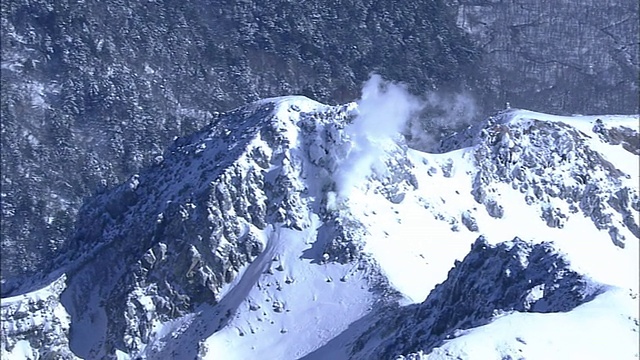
[1, 95, 638, 359]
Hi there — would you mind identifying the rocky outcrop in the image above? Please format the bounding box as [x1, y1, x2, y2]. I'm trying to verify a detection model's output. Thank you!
[350, 236, 603, 359]
[460, 211, 479, 232]
[55, 101, 310, 358]
[0, 275, 77, 359]
[39, 98, 378, 358]
[593, 119, 640, 155]
[470, 112, 639, 247]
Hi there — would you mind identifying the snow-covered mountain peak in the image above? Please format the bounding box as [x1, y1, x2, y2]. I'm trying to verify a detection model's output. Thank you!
[1, 96, 638, 359]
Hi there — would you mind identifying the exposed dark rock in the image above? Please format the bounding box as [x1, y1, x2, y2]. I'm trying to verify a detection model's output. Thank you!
[468, 117, 638, 244]
[609, 227, 626, 248]
[484, 199, 504, 219]
[460, 211, 479, 232]
[541, 205, 567, 229]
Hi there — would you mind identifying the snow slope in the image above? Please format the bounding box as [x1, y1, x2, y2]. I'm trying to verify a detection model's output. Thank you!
[200, 221, 376, 360]
[197, 100, 638, 359]
[343, 109, 639, 303]
[1, 275, 78, 359]
[423, 287, 639, 360]
[307, 107, 639, 359]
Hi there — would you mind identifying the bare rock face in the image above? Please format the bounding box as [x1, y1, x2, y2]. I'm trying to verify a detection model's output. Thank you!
[593, 119, 640, 155]
[54, 101, 308, 358]
[469, 112, 639, 248]
[460, 211, 479, 232]
[33, 98, 372, 359]
[0, 97, 382, 359]
[455, 0, 639, 114]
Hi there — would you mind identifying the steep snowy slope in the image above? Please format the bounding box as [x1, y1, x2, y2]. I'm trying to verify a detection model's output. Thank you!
[309, 237, 639, 360]
[1, 87, 638, 360]
[303, 108, 640, 359]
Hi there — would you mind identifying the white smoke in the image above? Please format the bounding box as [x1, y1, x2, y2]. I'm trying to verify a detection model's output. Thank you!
[326, 75, 479, 207]
[333, 74, 423, 198]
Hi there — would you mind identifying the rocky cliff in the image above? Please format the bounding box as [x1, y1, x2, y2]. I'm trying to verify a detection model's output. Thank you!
[346, 237, 609, 359]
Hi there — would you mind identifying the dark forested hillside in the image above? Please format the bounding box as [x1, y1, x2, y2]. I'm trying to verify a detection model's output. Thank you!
[455, 0, 639, 116]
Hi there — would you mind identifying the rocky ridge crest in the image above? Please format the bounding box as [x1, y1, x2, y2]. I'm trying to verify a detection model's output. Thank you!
[1, 99, 637, 359]
[349, 237, 604, 359]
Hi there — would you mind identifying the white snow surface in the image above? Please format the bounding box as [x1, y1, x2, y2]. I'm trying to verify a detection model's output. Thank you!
[1, 274, 76, 359]
[424, 287, 639, 360]
[202, 221, 375, 360]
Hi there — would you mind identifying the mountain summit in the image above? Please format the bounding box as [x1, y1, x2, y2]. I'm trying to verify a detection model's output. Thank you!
[2, 95, 638, 359]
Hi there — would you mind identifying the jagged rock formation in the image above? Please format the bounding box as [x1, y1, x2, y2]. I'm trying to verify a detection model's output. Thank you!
[0, 275, 77, 359]
[448, 110, 640, 248]
[347, 237, 604, 359]
[0, 97, 637, 359]
[12, 98, 389, 359]
[592, 119, 640, 155]
[55, 100, 327, 358]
